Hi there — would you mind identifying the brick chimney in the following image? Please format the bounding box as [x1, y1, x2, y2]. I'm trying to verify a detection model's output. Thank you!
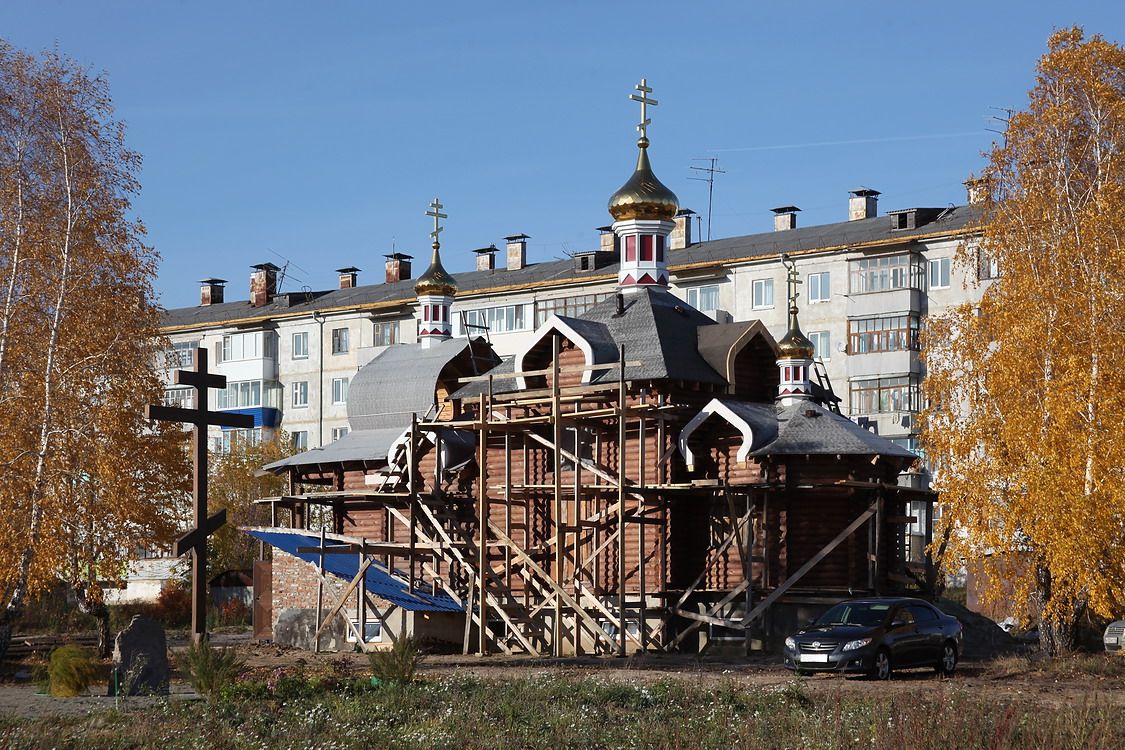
[199, 278, 226, 306]
[964, 177, 988, 205]
[249, 263, 279, 308]
[670, 208, 695, 250]
[336, 266, 360, 289]
[384, 253, 413, 284]
[474, 244, 498, 272]
[505, 234, 529, 271]
[771, 206, 801, 231]
[597, 227, 618, 254]
[848, 188, 880, 221]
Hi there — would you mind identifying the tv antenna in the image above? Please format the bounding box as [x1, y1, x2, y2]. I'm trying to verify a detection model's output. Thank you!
[985, 106, 1014, 147]
[689, 157, 725, 241]
[267, 248, 309, 293]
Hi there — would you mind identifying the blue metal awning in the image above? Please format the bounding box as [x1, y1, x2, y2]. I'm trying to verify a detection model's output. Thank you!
[245, 528, 462, 613]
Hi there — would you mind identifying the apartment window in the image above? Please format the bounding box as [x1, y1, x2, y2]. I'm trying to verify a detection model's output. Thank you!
[218, 380, 260, 409]
[163, 388, 193, 409]
[535, 294, 612, 326]
[331, 426, 349, 442]
[332, 378, 349, 404]
[849, 254, 924, 294]
[686, 284, 720, 313]
[220, 331, 277, 363]
[172, 341, 198, 367]
[807, 272, 830, 303]
[331, 327, 349, 355]
[460, 304, 527, 334]
[849, 375, 921, 415]
[292, 332, 309, 359]
[291, 431, 308, 452]
[373, 320, 399, 347]
[929, 257, 951, 289]
[752, 278, 774, 309]
[977, 249, 1000, 280]
[221, 427, 262, 453]
[809, 330, 831, 360]
[848, 314, 921, 354]
[292, 381, 309, 408]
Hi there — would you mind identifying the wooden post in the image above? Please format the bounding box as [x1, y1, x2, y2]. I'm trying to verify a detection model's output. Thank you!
[617, 344, 627, 657]
[572, 425, 583, 656]
[637, 411, 646, 651]
[551, 335, 564, 656]
[874, 488, 886, 595]
[478, 391, 490, 655]
[358, 537, 367, 649]
[315, 526, 325, 653]
[409, 415, 419, 593]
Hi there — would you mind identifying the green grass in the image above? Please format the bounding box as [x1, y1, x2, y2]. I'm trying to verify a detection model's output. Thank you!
[1, 673, 1121, 750]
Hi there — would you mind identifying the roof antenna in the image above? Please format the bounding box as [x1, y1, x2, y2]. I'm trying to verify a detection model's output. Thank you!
[689, 157, 725, 241]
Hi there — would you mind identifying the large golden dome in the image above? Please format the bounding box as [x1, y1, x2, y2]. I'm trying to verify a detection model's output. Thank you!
[608, 142, 680, 222]
[414, 244, 457, 297]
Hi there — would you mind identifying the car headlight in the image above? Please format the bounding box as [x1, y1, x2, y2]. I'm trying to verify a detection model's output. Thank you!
[842, 637, 872, 652]
[784, 636, 796, 650]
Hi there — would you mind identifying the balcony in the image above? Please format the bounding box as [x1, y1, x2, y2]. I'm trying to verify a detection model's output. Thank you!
[846, 349, 920, 379]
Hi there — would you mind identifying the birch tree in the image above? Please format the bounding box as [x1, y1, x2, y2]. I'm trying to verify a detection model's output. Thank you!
[922, 28, 1125, 653]
[0, 44, 187, 658]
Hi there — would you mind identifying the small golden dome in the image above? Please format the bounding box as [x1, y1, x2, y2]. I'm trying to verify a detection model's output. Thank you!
[777, 327, 815, 359]
[414, 243, 457, 297]
[608, 142, 679, 222]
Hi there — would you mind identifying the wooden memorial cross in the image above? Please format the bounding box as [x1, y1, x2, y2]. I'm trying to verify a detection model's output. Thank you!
[145, 348, 254, 644]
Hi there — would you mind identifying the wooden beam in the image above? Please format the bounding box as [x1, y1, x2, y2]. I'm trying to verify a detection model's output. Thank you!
[739, 501, 878, 630]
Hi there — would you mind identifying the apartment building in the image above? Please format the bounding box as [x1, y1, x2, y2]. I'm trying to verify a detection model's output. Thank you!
[160, 187, 989, 477]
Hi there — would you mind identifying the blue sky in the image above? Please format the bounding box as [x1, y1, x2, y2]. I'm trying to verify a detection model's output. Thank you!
[7, 2, 1123, 309]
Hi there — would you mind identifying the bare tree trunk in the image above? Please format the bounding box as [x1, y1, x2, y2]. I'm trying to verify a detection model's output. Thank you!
[0, 136, 27, 386]
[3, 90, 77, 657]
[1033, 563, 1080, 655]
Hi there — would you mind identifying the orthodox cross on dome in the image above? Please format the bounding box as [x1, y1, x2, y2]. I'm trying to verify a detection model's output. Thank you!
[629, 78, 658, 143]
[782, 253, 802, 312]
[426, 197, 447, 246]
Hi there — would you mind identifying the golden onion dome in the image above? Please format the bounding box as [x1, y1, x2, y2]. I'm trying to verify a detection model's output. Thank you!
[414, 243, 458, 297]
[608, 141, 680, 222]
[777, 328, 816, 359]
[777, 306, 815, 359]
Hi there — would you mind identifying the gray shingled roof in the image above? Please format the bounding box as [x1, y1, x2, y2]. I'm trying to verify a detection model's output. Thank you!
[161, 206, 980, 329]
[347, 337, 481, 431]
[261, 426, 404, 472]
[579, 288, 724, 385]
[754, 401, 918, 460]
[714, 400, 780, 451]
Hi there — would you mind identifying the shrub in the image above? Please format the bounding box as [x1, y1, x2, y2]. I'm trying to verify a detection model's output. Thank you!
[152, 584, 192, 626]
[176, 640, 244, 698]
[47, 645, 98, 697]
[215, 598, 251, 626]
[367, 635, 423, 684]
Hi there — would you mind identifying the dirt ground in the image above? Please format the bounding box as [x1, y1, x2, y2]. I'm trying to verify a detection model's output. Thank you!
[2, 632, 1122, 720]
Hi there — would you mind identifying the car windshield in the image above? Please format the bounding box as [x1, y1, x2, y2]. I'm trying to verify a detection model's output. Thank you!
[814, 602, 892, 627]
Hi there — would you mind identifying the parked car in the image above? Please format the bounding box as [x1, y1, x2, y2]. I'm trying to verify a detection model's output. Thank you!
[1104, 620, 1125, 652]
[783, 597, 963, 680]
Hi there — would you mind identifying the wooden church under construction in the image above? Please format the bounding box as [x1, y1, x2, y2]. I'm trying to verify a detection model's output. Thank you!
[244, 81, 934, 656]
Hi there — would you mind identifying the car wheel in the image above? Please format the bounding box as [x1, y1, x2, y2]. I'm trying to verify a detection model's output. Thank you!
[871, 648, 892, 680]
[936, 641, 957, 677]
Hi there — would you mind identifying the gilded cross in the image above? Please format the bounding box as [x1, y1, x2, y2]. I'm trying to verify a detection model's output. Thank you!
[425, 198, 447, 244]
[629, 78, 658, 141]
[781, 253, 802, 310]
[145, 348, 253, 645]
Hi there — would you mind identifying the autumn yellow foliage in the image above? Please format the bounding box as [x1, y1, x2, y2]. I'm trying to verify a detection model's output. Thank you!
[921, 28, 1125, 652]
[0, 42, 190, 651]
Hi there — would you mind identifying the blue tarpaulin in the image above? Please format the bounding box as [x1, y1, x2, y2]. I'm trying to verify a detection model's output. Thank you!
[245, 528, 463, 613]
